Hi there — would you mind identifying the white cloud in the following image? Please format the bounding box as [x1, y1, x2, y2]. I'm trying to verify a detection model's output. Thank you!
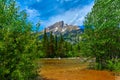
[57, 0, 72, 3]
[25, 7, 40, 24]
[44, 2, 94, 27]
[57, 0, 72, 1]
[36, 0, 42, 2]
[64, 0, 72, 1]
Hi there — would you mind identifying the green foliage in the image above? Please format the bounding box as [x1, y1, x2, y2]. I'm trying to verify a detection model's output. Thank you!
[0, 0, 39, 79]
[106, 59, 120, 72]
[41, 30, 81, 58]
[81, 0, 120, 71]
[49, 32, 55, 57]
[66, 51, 73, 57]
[42, 28, 49, 57]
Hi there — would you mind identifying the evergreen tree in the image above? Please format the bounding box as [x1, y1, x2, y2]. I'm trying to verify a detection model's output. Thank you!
[64, 42, 69, 56]
[54, 35, 58, 57]
[49, 32, 55, 57]
[42, 28, 49, 57]
[59, 33, 64, 43]
[57, 34, 65, 57]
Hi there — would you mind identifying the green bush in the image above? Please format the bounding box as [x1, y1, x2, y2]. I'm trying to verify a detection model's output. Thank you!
[106, 59, 120, 72]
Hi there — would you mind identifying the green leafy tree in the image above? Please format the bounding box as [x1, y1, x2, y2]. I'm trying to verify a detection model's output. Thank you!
[0, 0, 39, 79]
[81, 0, 120, 70]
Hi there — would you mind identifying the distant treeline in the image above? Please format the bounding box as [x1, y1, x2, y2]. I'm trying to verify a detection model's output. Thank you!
[37, 28, 81, 58]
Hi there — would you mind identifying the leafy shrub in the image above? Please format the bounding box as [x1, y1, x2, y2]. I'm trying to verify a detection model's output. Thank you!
[106, 59, 120, 72]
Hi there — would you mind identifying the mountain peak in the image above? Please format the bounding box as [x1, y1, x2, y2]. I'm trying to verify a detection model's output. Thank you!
[47, 21, 64, 29]
[40, 21, 84, 44]
[46, 21, 80, 33]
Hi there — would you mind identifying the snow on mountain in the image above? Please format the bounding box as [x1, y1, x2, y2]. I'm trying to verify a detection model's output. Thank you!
[46, 21, 81, 34]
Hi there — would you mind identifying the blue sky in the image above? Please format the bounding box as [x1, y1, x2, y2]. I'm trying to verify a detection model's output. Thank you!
[17, 0, 94, 30]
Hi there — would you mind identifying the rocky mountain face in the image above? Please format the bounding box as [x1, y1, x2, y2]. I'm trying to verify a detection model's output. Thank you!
[46, 21, 81, 34]
[41, 21, 84, 44]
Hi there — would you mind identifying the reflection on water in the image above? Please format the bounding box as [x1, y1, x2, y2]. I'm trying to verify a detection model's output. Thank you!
[39, 58, 90, 70]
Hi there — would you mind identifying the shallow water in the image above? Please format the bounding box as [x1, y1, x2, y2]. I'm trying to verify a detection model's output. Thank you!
[39, 58, 86, 69]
